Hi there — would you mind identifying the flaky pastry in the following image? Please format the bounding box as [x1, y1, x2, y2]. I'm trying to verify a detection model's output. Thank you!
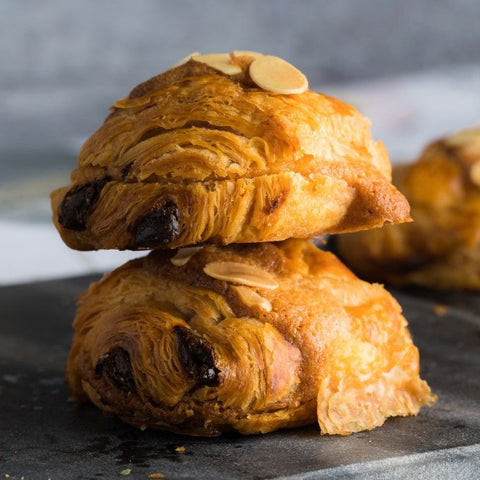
[334, 126, 480, 289]
[51, 52, 410, 251]
[66, 239, 435, 436]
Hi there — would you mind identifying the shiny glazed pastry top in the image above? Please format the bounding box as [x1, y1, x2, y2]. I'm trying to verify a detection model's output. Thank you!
[66, 239, 435, 436]
[51, 51, 410, 251]
[334, 125, 480, 289]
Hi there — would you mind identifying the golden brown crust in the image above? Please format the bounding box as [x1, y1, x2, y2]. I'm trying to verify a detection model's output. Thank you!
[51, 56, 410, 251]
[335, 126, 480, 289]
[66, 239, 435, 436]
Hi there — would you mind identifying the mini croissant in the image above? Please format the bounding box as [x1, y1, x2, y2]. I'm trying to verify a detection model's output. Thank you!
[51, 52, 410, 251]
[66, 239, 435, 436]
[335, 126, 480, 289]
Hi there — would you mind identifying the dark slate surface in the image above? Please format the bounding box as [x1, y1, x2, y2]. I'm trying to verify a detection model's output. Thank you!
[0, 276, 479, 479]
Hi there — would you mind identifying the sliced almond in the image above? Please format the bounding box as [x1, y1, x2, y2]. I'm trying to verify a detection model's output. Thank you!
[170, 246, 203, 266]
[167, 51, 201, 71]
[112, 96, 129, 108]
[249, 55, 308, 94]
[230, 51, 263, 71]
[203, 261, 279, 289]
[191, 53, 242, 75]
[232, 285, 272, 312]
[470, 161, 480, 187]
[231, 50, 264, 60]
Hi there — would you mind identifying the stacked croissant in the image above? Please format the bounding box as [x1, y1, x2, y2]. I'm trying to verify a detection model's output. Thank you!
[51, 51, 436, 437]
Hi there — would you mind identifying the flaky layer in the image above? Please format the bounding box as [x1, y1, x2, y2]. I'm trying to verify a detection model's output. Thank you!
[51, 57, 410, 250]
[66, 239, 435, 436]
[51, 165, 406, 250]
[335, 126, 480, 289]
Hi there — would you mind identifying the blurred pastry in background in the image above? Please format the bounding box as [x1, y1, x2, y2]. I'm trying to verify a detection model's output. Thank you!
[334, 125, 480, 290]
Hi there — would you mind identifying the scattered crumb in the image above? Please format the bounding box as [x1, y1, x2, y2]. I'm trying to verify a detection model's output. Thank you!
[120, 468, 132, 476]
[175, 446, 186, 453]
[433, 303, 449, 316]
[148, 474, 165, 479]
[314, 236, 328, 245]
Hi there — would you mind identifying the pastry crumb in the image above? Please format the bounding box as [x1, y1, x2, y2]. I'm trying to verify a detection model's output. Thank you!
[433, 304, 449, 316]
[120, 468, 132, 476]
[148, 474, 166, 479]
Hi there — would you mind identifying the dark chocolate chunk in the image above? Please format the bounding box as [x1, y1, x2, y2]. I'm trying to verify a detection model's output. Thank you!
[134, 200, 180, 248]
[95, 347, 137, 393]
[174, 326, 219, 386]
[58, 179, 109, 231]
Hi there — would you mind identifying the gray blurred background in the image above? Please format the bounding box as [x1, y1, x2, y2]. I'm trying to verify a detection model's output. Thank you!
[1, 0, 480, 282]
[2, 0, 480, 152]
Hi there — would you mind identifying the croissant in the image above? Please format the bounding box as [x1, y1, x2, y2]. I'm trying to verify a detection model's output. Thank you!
[66, 239, 435, 436]
[51, 52, 410, 251]
[334, 126, 480, 289]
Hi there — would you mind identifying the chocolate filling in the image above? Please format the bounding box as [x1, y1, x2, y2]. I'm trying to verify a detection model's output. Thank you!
[174, 326, 219, 386]
[134, 200, 180, 248]
[58, 179, 109, 231]
[95, 346, 137, 393]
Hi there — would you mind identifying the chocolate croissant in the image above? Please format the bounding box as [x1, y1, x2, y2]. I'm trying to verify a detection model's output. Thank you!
[51, 52, 410, 251]
[66, 239, 435, 436]
[334, 126, 480, 289]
